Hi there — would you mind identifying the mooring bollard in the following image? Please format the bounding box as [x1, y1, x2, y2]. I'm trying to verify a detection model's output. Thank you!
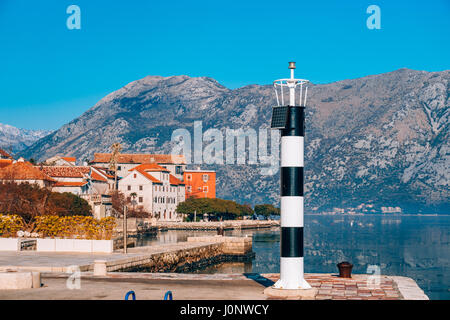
[217, 226, 224, 236]
[31, 271, 41, 288]
[93, 260, 107, 276]
[337, 261, 353, 278]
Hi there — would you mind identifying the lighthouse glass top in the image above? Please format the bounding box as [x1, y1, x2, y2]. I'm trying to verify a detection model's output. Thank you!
[273, 62, 309, 107]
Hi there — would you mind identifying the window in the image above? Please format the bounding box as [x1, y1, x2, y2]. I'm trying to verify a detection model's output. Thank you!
[127, 185, 131, 191]
[154, 197, 157, 203]
[139, 185, 143, 191]
[202, 174, 209, 182]
[176, 166, 182, 174]
[134, 173, 137, 178]
[187, 186, 192, 192]
[186, 174, 192, 181]
[139, 197, 143, 203]
[118, 166, 122, 171]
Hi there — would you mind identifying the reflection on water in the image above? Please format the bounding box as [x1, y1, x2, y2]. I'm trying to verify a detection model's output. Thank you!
[137, 215, 450, 300]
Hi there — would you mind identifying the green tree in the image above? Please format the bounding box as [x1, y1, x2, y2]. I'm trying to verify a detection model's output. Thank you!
[254, 204, 280, 218]
[47, 192, 92, 217]
[177, 198, 253, 221]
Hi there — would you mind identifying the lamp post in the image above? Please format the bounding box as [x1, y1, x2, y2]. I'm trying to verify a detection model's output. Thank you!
[123, 205, 127, 254]
[270, 62, 311, 290]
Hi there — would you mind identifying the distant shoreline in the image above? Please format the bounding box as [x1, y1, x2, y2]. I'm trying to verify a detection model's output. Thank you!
[303, 213, 450, 216]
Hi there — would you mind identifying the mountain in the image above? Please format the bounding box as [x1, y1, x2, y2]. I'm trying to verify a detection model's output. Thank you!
[0, 123, 51, 154]
[21, 69, 449, 213]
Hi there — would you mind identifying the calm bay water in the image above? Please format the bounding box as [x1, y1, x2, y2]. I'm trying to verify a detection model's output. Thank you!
[137, 215, 450, 300]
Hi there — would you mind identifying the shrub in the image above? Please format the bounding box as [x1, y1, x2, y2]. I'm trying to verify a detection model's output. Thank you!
[0, 182, 92, 225]
[0, 214, 24, 238]
[34, 215, 116, 240]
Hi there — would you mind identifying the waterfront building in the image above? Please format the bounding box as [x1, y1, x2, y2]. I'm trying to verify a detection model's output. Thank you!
[118, 163, 185, 221]
[38, 165, 113, 219]
[90, 153, 186, 181]
[183, 169, 216, 199]
[39, 166, 110, 196]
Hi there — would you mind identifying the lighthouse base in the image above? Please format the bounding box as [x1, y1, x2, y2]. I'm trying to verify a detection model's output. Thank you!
[263, 286, 318, 300]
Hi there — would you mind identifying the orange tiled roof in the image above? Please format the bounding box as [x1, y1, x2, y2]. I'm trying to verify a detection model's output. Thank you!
[128, 165, 163, 184]
[53, 181, 88, 187]
[91, 170, 107, 182]
[92, 153, 186, 165]
[39, 166, 90, 178]
[135, 170, 163, 184]
[130, 163, 170, 173]
[169, 174, 185, 186]
[61, 157, 76, 162]
[0, 149, 12, 159]
[0, 161, 55, 182]
[92, 167, 115, 179]
[0, 159, 13, 169]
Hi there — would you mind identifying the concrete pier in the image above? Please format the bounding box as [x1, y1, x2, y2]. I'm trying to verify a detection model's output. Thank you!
[0, 236, 253, 273]
[156, 220, 279, 231]
[0, 235, 429, 300]
[0, 273, 428, 300]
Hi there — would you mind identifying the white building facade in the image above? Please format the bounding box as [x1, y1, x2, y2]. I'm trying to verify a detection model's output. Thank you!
[118, 163, 185, 221]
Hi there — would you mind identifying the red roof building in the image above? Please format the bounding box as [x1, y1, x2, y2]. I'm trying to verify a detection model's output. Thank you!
[0, 159, 13, 169]
[118, 162, 185, 221]
[90, 153, 186, 181]
[0, 159, 55, 188]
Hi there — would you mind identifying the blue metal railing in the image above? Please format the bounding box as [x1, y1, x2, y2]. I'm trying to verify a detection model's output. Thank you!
[124, 290, 173, 300]
[124, 291, 136, 300]
[164, 291, 173, 300]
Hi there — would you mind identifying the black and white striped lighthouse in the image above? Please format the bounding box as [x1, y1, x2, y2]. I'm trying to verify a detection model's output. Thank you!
[271, 62, 311, 290]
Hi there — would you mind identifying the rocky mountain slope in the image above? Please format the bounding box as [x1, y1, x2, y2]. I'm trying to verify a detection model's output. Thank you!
[21, 69, 449, 213]
[0, 123, 51, 154]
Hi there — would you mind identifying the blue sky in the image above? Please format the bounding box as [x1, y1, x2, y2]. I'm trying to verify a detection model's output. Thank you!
[0, 0, 449, 130]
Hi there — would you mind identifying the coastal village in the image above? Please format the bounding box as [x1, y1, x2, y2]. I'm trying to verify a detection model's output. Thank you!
[0, 147, 216, 222]
[0, 149, 429, 301]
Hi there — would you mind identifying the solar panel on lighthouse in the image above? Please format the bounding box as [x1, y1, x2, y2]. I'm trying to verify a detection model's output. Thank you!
[271, 106, 289, 129]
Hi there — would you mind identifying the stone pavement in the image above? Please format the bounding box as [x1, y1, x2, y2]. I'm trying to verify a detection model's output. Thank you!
[0, 272, 428, 300]
[264, 274, 406, 300]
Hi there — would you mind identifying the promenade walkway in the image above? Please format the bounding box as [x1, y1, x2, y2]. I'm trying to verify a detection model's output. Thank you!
[0, 273, 428, 300]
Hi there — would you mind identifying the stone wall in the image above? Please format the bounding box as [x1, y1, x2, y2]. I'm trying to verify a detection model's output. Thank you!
[157, 220, 278, 231]
[108, 243, 223, 272]
[187, 236, 252, 255]
[106, 236, 254, 273]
